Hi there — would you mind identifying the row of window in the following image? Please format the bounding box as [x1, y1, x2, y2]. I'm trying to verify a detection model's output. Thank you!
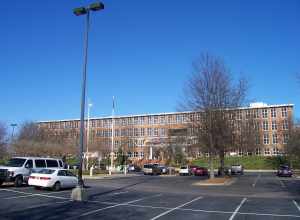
[262, 120, 289, 131]
[44, 107, 290, 129]
[263, 133, 289, 145]
[95, 128, 167, 137]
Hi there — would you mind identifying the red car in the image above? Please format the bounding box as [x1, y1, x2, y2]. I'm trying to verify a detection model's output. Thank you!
[189, 165, 200, 175]
[194, 167, 208, 176]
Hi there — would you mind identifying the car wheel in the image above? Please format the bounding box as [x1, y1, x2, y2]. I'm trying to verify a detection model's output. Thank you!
[34, 186, 41, 190]
[0, 180, 3, 186]
[53, 182, 61, 191]
[14, 176, 23, 187]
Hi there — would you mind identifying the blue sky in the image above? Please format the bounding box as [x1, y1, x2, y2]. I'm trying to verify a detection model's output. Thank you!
[0, 0, 299, 131]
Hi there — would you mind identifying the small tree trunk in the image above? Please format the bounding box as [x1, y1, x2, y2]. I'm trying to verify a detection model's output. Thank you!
[219, 150, 225, 176]
[209, 154, 214, 179]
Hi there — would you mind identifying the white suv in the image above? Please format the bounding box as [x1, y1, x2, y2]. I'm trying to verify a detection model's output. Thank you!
[0, 157, 64, 187]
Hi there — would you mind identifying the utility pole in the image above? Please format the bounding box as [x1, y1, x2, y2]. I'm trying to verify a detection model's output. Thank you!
[109, 96, 115, 175]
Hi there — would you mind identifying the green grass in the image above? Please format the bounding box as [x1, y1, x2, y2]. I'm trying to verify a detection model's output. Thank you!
[191, 156, 300, 170]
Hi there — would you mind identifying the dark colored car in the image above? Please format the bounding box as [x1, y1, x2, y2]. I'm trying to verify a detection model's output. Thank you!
[190, 165, 200, 175]
[277, 165, 293, 177]
[194, 167, 208, 176]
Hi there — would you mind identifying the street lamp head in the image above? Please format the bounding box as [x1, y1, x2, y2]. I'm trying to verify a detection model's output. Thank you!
[73, 7, 88, 16]
[89, 2, 104, 11]
[10, 123, 17, 127]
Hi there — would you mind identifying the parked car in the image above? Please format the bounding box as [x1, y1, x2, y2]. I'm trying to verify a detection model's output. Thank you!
[158, 165, 168, 174]
[143, 164, 161, 175]
[218, 166, 232, 176]
[194, 167, 208, 176]
[0, 157, 64, 187]
[277, 165, 293, 177]
[189, 165, 200, 175]
[230, 165, 244, 175]
[28, 168, 78, 191]
[179, 166, 191, 176]
[128, 164, 141, 172]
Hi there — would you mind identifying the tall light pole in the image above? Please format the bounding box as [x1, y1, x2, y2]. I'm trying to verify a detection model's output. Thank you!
[109, 96, 115, 175]
[86, 101, 93, 170]
[71, 2, 104, 201]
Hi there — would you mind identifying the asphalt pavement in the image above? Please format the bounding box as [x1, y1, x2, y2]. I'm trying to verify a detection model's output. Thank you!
[0, 172, 300, 219]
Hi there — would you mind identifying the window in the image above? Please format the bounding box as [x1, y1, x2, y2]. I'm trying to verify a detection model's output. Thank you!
[264, 148, 270, 155]
[283, 120, 289, 130]
[254, 122, 260, 130]
[272, 121, 277, 130]
[246, 110, 251, 119]
[281, 107, 287, 117]
[58, 170, 67, 176]
[46, 160, 58, 168]
[134, 152, 138, 157]
[255, 148, 261, 155]
[160, 116, 165, 124]
[25, 160, 33, 169]
[262, 109, 268, 118]
[263, 133, 269, 145]
[140, 152, 144, 158]
[262, 121, 268, 131]
[128, 152, 132, 158]
[236, 111, 242, 120]
[272, 148, 279, 156]
[154, 128, 158, 136]
[134, 128, 139, 136]
[272, 133, 278, 144]
[140, 128, 145, 136]
[35, 160, 46, 168]
[66, 170, 75, 177]
[283, 133, 289, 144]
[254, 109, 260, 119]
[271, 108, 277, 118]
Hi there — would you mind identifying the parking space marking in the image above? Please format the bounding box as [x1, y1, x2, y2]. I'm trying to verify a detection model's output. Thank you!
[252, 174, 260, 187]
[293, 200, 300, 212]
[238, 211, 300, 218]
[75, 193, 162, 218]
[112, 191, 129, 195]
[228, 198, 247, 220]
[0, 188, 68, 200]
[277, 177, 286, 188]
[149, 196, 203, 220]
[82, 200, 300, 218]
[2, 190, 70, 200]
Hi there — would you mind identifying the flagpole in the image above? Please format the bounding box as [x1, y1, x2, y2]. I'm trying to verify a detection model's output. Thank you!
[109, 96, 115, 175]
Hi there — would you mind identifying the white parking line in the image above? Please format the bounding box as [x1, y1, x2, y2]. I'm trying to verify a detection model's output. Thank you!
[0, 188, 68, 200]
[252, 174, 260, 187]
[75, 194, 162, 218]
[277, 177, 286, 188]
[149, 196, 203, 220]
[293, 200, 300, 212]
[112, 191, 129, 195]
[238, 211, 300, 218]
[228, 198, 247, 220]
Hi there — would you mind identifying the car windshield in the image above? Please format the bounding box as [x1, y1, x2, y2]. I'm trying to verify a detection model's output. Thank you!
[37, 169, 55, 174]
[6, 158, 26, 167]
[181, 166, 187, 169]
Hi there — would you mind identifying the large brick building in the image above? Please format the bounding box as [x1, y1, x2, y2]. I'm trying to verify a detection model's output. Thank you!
[38, 103, 293, 160]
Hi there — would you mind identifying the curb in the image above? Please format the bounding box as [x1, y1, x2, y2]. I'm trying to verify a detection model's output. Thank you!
[192, 177, 237, 186]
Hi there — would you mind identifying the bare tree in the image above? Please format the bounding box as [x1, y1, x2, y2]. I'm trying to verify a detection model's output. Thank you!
[182, 53, 248, 178]
[13, 122, 77, 157]
[0, 122, 7, 159]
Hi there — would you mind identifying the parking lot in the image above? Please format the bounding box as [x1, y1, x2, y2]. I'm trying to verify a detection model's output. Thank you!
[1, 172, 300, 219]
